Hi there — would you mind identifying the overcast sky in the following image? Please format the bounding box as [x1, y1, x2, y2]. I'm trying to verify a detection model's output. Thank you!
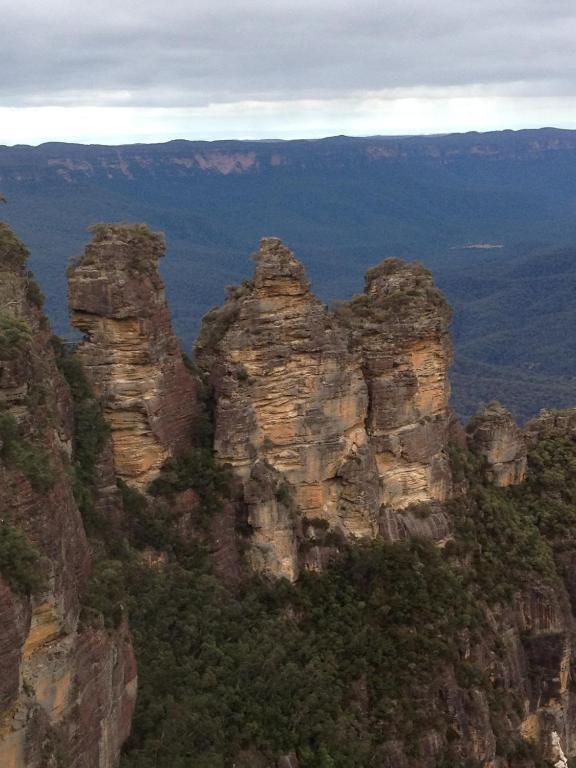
[1, 0, 574, 144]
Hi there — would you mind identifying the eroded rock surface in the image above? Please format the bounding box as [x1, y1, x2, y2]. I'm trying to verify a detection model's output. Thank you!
[337, 257, 454, 509]
[196, 239, 454, 577]
[196, 238, 381, 578]
[0, 224, 136, 767]
[68, 223, 197, 489]
[467, 401, 527, 486]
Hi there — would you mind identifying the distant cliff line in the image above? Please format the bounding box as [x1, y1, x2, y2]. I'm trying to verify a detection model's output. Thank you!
[1, 127, 576, 180]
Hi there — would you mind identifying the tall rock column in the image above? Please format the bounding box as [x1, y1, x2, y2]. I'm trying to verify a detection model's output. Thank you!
[336, 258, 454, 510]
[196, 237, 380, 579]
[0, 223, 136, 768]
[68, 223, 197, 489]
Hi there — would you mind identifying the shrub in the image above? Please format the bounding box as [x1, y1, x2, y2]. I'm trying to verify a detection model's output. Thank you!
[0, 523, 43, 594]
[0, 223, 29, 270]
[0, 314, 32, 360]
[0, 411, 55, 492]
[57, 355, 109, 526]
[148, 448, 231, 522]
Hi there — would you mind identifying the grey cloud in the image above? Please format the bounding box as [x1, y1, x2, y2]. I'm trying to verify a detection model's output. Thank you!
[1, 0, 575, 107]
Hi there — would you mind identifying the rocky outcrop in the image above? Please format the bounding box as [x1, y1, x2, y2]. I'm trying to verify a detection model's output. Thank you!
[338, 258, 454, 508]
[467, 401, 527, 486]
[0, 223, 136, 767]
[196, 238, 380, 578]
[196, 239, 453, 578]
[524, 407, 576, 447]
[68, 223, 197, 489]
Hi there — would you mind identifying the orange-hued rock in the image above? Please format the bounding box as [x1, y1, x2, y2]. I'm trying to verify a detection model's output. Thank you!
[196, 238, 381, 578]
[68, 223, 197, 489]
[196, 239, 453, 578]
[467, 402, 527, 486]
[0, 223, 136, 767]
[338, 258, 454, 509]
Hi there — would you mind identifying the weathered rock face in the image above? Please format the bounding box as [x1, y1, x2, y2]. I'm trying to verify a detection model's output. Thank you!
[197, 238, 380, 578]
[68, 223, 197, 489]
[196, 239, 453, 578]
[337, 258, 454, 509]
[524, 408, 576, 447]
[0, 223, 136, 768]
[467, 401, 528, 486]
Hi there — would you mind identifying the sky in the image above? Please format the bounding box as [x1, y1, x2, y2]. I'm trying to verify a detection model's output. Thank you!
[1, 0, 575, 145]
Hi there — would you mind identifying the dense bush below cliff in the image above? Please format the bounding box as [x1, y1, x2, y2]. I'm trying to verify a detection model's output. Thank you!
[60, 336, 576, 767]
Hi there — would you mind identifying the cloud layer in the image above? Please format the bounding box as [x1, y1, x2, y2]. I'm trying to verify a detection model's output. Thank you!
[1, 0, 574, 142]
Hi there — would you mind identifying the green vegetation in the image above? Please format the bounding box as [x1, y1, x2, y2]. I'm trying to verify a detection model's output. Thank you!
[0, 411, 55, 492]
[0, 222, 29, 270]
[0, 522, 43, 595]
[148, 448, 231, 526]
[54, 308, 575, 767]
[333, 259, 449, 331]
[512, 435, 576, 552]
[57, 355, 110, 531]
[88, 222, 164, 246]
[0, 314, 32, 360]
[82, 428, 576, 767]
[447, 445, 555, 602]
[118, 539, 482, 768]
[67, 222, 165, 277]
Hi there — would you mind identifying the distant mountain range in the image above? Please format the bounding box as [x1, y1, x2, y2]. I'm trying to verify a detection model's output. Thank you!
[1, 127, 576, 420]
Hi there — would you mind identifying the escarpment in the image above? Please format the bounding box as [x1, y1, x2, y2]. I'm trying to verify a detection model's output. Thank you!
[68, 223, 197, 489]
[0, 224, 136, 768]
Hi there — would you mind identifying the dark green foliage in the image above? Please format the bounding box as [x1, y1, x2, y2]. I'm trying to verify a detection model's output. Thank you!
[120, 540, 481, 767]
[148, 448, 231, 520]
[447, 444, 555, 602]
[0, 522, 43, 595]
[0, 411, 55, 491]
[0, 222, 29, 270]
[119, 481, 179, 553]
[82, 558, 127, 629]
[57, 355, 110, 528]
[0, 314, 31, 360]
[87, 424, 576, 767]
[512, 435, 576, 551]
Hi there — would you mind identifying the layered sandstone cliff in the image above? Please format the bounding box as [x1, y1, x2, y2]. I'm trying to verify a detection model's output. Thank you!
[467, 401, 528, 486]
[196, 238, 379, 578]
[196, 239, 453, 578]
[337, 257, 454, 508]
[0, 223, 136, 768]
[68, 223, 197, 489]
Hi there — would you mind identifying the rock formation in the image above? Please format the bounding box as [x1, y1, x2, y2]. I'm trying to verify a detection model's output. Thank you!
[337, 257, 454, 508]
[524, 407, 576, 447]
[196, 239, 453, 578]
[467, 401, 527, 486]
[0, 223, 136, 767]
[196, 238, 380, 578]
[68, 223, 197, 489]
